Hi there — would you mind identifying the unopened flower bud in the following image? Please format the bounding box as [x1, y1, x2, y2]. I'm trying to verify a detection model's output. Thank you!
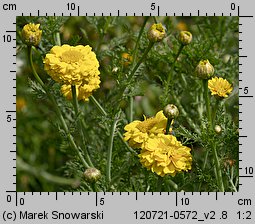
[195, 59, 214, 79]
[84, 168, 101, 183]
[147, 23, 166, 43]
[214, 125, 222, 134]
[22, 23, 42, 46]
[179, 31, 192, 45]
[163, 104, 179, 119]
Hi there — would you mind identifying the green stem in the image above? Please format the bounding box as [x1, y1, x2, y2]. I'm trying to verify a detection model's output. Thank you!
[163, 44, 184, 107]
[133, 17, 149, 64]
[28, 46, 89, 169]
[28, 46, 45, 88]
[17, 156, 79, 187]
[212, 98, 220, 127]
[171, 94, 201, 135]
[166, 44, 184, 87]
[71, 85, 94, 167]
[126, 42, 154, 84]
[228, 166, 237, 192]
[168, 179, 179, 191]
[212, 143, 224, 191]
[201, 80, 224, 191]
[106, 117, 118, 184]
[128, 17, 149, 124]
[90, 95, 107, 116]
[165, 118, 173, 135]
[203, 79, 212, 127]
[202, 80, 224, 191]
[54, 32, 61, 46]
[129, 96, 134, 122]
[71, 85, 79, 114]
[153, 16, 158, 24]
[157, 176, 163, 192]
[198, 149, 209, 192]
[90, 96, 137, 155]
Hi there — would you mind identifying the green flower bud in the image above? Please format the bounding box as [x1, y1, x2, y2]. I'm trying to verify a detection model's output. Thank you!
[163, 104, 179, 119]
[214, 125, 222, 134]
[195, 59, 214, 79]
[147, 23, 166, 43]
[84, 168, 101, 183]
[22, 23, 42, 46]
[179, 31, 192, 45]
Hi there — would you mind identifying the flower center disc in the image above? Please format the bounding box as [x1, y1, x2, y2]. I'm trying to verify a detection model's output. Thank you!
[61, 50, 83, 63]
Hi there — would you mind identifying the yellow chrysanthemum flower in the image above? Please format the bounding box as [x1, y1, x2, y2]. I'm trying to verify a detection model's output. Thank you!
[121, 53, 133, 67]
[123, 110, 167, 149]
[176, 21, 188, 31]
[208, 77, 233, 98]
[61, 79, 100, 101]
[22, 23, 42, 46]
[44, 44, 100, 86]
[16, 97, 27, 112]
[139, 135, 192, 177]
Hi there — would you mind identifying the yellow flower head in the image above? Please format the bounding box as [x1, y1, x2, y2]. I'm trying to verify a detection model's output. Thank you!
[176, 21, 188, 31]
[139, 135, 192, 177]
[147, 23, 166, 43]
[16, 97, 27, 112]
[22, 23, 42, 46]
[61, 79, 100, 102]
[123, 110, 167, 149]
[44, 44, 100, 86]
[208, 77, 233, 98]
[121, 53, 133, 67]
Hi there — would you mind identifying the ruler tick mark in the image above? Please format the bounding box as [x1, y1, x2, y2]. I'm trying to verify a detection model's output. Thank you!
[96, 192, 98, 206]
[239, 15, 254, 18]
[239, 95, 253, 98]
